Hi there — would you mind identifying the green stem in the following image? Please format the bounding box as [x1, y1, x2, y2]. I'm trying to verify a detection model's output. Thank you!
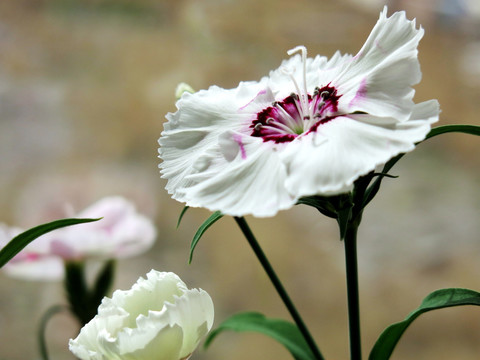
[234, 216, 325, 360]
[38, 304, 69, 360]
[344, 221, 362, 360]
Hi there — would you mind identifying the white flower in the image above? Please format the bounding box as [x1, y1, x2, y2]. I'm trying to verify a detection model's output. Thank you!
[159, 7, 439, 217]
[69, 270, 214, 360]
[0, 196, 156, 281]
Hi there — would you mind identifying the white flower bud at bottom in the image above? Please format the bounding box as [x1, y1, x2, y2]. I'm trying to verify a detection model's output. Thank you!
[69, 270, 214, 360]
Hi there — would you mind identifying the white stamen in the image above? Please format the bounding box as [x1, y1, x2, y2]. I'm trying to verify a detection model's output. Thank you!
[287, 46, 311, 119]
[265, 120, 298, 135]
[254, 123, 263, 131]
[280, 67, 303, 112]
[275, 103, 302, 129]
[262, 125, 296, 136]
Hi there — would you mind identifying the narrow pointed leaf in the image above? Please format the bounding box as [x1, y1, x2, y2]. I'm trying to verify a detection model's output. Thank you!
[369, 288, 480, 360]
[176, 206, 189, 229]
[0, 218, 101, 268]
[205, 312, 316, 360]
[425, 124, 480, 140]
[189, 211, 223, 263]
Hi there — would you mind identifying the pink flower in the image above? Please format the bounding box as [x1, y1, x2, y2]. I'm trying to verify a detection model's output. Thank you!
[0, 197, 156, 281]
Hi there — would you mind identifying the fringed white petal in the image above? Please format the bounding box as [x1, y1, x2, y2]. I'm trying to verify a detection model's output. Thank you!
[183, 132, 295, 217]
[160, 82, 266, 202]
[333, 8, 424, 121]
[158, 8, 439, 218]
[282, 101, 439, 197]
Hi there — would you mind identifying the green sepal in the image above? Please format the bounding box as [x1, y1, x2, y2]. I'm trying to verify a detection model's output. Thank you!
[297, 196, 338, 218]
[298, 194, 354, 239]
[297, 193, 353, 221]
[89, 259, 115, 316]
[189, 211, 223, 264]
[0, 218, 101, 268]
[336, 194, 354, 240]
[65, 259, 115, 326]
[369, 288, 480, 360]
[64, 261, 89, 325]
[205, 312, 316, 360]
[176, 206, 189, 229]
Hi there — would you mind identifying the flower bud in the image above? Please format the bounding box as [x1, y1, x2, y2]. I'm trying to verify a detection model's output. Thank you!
[175, 82, 195, 100]
[69, 270, 214, 360]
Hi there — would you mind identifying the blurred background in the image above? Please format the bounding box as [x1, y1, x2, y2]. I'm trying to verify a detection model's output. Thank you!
[0, 0, 479, 359]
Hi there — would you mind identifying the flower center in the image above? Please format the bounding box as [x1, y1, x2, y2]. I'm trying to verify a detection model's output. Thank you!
[250, 46, 341, 143]
[250, 86, 340, 143]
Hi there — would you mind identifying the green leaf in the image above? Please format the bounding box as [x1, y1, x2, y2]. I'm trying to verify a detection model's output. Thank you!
[369, 288, 480, 360]
[205, 312, 316, 360]
[425, 124, 480, 140]
[0, 218, 101, 268]
[176, 206, 189, 229]
[189, 211, 223, 264]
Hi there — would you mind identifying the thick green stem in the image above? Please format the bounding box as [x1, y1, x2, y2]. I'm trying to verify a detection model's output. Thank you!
[344, 221, 362, 360]
[234, 216, 325, 360]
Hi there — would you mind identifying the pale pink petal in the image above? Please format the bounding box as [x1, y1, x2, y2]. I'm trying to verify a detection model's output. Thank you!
[3, 256, 64, 281]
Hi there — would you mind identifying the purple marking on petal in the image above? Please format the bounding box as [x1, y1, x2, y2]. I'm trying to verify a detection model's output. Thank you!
[374, 39, 387, 54]
[239, 89, 267, 110]
[233, 134, 247, 159]
[306, 115, 338, 134]
[25, 253, 40, 262]
[349, 78, 368, 107]
[352, 51, 363, 61]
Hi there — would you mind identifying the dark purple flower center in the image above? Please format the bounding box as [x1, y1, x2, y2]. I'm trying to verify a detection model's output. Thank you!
[250, 85, 341, 143]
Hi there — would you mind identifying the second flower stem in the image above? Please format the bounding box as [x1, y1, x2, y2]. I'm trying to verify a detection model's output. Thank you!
[344, 221, 362, 360]
[234, 216, 325, 360]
